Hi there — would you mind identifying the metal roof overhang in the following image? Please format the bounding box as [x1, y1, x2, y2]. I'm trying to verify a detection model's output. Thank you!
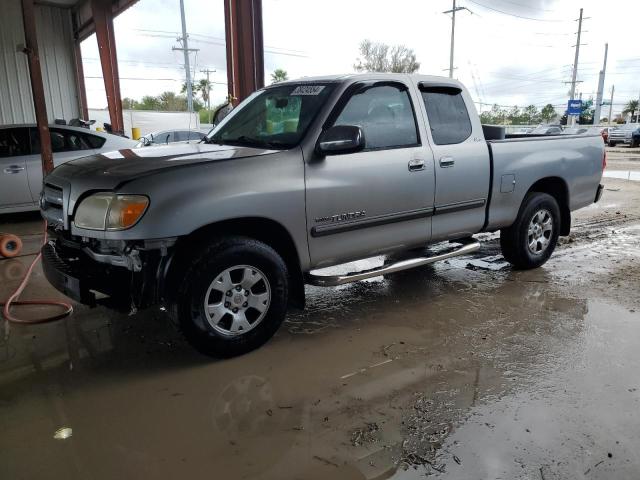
[33, 0, 138, 41]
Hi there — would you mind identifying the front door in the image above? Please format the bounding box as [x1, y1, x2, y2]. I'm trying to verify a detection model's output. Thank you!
[417, 85, 490, 241]
[305, 81, 435, 268]
[0, 127, 33, 210]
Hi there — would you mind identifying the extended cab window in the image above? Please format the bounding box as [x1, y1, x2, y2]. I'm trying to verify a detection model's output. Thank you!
[207, 83, 335, 149]
[334, 84, 418, 150]
[421, 87, 472, 145]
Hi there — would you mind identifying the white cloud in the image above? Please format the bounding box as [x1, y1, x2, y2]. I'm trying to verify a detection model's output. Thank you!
[84, 0, 640, 118]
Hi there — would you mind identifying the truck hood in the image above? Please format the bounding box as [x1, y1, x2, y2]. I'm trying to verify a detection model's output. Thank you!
[47, 143, 278, 190]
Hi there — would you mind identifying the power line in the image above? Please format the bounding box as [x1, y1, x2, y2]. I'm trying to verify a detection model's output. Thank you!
[492, 0, 557, 12]
[464, 0, 567, 22]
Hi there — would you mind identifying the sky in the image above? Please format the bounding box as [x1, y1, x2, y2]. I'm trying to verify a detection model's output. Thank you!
[81, 0, 640, 119]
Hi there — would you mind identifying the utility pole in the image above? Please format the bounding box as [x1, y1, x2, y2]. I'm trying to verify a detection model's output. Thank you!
[608, 85, 614, 126]
[172, 0, 198, 113]
[568, 8, 586, 126]
[593, 43, 608, 125]
[443, 0, 471, 79]
[200, 67, 216, 123]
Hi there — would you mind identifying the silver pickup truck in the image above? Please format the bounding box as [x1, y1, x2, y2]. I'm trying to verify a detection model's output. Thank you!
[40, 74, 605, 357]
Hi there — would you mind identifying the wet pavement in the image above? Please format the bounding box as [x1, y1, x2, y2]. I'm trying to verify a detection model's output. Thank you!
[1, 173, 640, 479]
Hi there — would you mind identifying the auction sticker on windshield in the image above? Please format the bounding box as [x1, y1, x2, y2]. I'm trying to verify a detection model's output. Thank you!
[291, 85, 325, 96]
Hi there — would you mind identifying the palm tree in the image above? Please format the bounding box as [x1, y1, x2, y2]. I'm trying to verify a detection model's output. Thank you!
[270, 69, 288, 84]
[623, 99, 639, 121]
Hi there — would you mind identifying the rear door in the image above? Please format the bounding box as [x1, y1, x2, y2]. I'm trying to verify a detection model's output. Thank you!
[305, 80, 435, 267]
[0, 127, 33, 209]
[417, 84, 490, 241]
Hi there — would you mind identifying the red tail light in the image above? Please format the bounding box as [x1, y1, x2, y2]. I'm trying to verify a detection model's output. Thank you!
[602, 150, 607, 170]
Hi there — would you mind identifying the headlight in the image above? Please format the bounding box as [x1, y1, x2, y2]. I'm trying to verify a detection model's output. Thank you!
[74, 193, 149, 231]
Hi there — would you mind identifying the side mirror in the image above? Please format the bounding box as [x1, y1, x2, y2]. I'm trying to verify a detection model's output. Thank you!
[317, 125, 365, 155]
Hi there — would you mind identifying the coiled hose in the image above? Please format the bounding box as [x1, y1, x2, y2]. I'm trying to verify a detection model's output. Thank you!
[1, 220, 73, 324]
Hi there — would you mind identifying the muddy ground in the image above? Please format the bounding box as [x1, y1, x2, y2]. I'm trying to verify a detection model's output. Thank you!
[1, 154, 639, 479]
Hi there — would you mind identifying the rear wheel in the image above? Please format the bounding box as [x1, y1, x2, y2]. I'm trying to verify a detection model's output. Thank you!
[500, 192, 560, 270]
[176, 236, 288, 357]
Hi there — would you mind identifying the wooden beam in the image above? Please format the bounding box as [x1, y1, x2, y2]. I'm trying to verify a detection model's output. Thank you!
[73, 41, 89, 120]
[20, 0, 54, 175]
[91, 0, 124, 134]
[224, 0, 264, 105]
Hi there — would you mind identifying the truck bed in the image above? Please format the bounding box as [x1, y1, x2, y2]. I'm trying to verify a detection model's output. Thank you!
[484, 134, 605, 232]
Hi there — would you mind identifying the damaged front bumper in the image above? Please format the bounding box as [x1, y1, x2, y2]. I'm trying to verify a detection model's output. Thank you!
[42, 230, 176, 310]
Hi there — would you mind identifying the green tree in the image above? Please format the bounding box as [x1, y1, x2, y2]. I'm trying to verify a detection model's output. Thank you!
[540, 104, 556, 123]
[137, 95, 162, 110]
[354, 39, 420, 73]
[522, 105, 540, 124]
[506, 106, 522, 125]
[623, 99, 639, 121]
[579, 98, 595, 124]
[270, 69, 289, 84]
[197, 79, 213, 105]
[122, 97, 138, 109]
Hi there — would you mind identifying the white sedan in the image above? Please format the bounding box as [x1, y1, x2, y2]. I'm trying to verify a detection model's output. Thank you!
[0, 124, 137, 214]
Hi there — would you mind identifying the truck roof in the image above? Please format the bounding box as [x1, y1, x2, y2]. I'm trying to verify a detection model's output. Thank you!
[267, 73, 464, 89]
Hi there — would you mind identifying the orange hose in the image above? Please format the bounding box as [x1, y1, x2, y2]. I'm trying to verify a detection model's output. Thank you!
[1, 221, 73, 324]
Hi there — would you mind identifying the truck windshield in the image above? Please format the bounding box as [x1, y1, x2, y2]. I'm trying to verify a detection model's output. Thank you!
[205, 83, 335, 149]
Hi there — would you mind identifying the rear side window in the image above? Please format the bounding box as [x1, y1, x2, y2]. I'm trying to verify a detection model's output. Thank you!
[421, 87, 472, 145]
[0, 128, 29, 157]
[333, 84, 419, 150]
[32, 128, 94, 153]
[84, 133, 106, 149]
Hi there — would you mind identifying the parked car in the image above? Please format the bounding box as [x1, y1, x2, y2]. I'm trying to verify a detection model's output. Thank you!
[40, 74, 605, 357]
[528, 125, 563, 135]
[136, 129, 205, 147]
[607, 123, 640, 147]
[513, 127, 534, 134]
[561, 127, 589, 135]
[0, 124, 136, 213]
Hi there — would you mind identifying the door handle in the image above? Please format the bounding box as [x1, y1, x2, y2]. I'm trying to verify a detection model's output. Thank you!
[3, 165, 25, 174]
[439, 156, 455, 168]
[408, 158, 425, 171]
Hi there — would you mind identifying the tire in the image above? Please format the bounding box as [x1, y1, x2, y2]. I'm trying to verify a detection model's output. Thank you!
[176, 236, 288, 357]
[500, 192, 561, 270]
[632, 139, 639, 148]
[608, 141, 616, 147]
[0, 234, 22, 258]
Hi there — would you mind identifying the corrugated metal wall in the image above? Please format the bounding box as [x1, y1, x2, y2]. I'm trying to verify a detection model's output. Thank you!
[0, 0, 79, 125]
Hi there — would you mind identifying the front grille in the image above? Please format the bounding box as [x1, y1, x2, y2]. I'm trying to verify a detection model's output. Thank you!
[41, 183, 65, 228]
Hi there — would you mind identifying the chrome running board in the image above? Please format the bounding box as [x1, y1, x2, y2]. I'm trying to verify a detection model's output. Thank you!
[305, 239, 481, 287]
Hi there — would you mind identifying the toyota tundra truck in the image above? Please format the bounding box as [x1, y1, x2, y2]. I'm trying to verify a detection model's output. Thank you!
[40, 74, 605, 357]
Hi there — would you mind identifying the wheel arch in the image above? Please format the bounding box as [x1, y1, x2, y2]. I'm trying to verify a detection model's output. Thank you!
[165, 217, 305, 309]
[526, 176, 570, 235]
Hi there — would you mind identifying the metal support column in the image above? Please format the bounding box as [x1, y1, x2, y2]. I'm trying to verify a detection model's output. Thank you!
[224, 0, 264, 105]
[91, 0, 124, 134]
[20, 0, 54, 175]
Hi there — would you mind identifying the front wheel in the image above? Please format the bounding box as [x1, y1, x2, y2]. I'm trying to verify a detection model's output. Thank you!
[608, 141, 616, 147]
[176, 236, 289, 357]
[500, 192, 561, 270]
